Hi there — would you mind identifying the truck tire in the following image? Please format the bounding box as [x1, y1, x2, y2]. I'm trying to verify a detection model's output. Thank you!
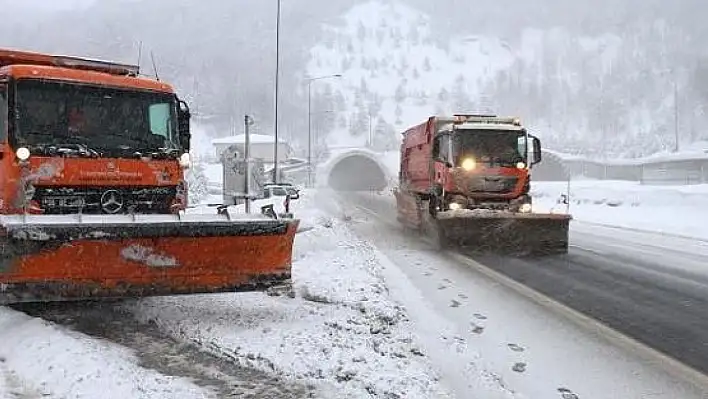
[428, 196, 438, 217]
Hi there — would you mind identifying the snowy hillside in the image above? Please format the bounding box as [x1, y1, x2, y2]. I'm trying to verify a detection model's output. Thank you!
[305, 0, 515, 151]
[305, 0, 708, 159]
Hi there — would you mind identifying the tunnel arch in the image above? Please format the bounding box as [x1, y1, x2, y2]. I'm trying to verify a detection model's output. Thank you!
[318, 148, 390, 191]
[532, 150, 571, 181]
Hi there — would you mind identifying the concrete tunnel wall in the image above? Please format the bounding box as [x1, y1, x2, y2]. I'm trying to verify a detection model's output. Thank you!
[317, 148, 391, 191]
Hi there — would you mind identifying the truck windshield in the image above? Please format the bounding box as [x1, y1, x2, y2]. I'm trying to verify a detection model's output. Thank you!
[451, 129, 527, 167]
[13, 79, 180, 156]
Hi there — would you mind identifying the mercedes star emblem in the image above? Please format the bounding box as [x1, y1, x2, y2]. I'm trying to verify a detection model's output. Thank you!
[100, 190, 124, 214]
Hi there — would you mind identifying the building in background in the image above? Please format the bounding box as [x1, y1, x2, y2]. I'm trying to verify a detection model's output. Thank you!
[211, 134, 292, 163]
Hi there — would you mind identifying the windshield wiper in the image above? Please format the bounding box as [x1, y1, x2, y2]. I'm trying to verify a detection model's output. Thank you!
[40, 143, 101, 158]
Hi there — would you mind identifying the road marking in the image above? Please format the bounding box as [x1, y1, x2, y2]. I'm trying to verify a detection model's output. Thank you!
[448, 251, 708, 393]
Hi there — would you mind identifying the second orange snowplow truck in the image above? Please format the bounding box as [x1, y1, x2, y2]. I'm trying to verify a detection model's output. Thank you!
[0, 48, 298, 304]
[395, 114, 570, 255]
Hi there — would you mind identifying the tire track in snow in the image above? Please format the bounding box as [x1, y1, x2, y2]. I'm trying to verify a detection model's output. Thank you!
[12, 301, 316, 399]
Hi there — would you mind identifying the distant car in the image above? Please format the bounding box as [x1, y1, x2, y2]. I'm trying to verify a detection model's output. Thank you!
[263, 184, 300, 200]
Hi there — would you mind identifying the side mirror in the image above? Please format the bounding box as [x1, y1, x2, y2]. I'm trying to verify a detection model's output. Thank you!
[177, 99, 191, 150]
[531, 136, 542, 165]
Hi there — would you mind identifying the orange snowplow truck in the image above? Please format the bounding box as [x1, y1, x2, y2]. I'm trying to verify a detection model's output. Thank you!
[0, 48, 298, 304]
[394, 114, 570, 255]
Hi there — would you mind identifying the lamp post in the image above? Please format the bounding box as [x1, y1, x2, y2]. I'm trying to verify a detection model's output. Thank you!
[272, 0, 282, 183]
[306, 74, 341, 187]
[673, 78, 679, 153]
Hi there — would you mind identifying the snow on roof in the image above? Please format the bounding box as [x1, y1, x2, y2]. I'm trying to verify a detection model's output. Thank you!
[211, 134, 288, 145]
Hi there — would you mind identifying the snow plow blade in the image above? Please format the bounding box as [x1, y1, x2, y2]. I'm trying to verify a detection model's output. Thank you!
[429, 211, 571, 256]
[0, 214, 299, 304]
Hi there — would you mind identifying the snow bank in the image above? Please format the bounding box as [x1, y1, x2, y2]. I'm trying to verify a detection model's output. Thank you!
[0, 308, 211, 398]
[125, 191, 454, 398]
[532, 180, 708, 239]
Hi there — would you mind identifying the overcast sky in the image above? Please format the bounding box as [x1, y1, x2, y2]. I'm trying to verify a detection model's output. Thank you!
[14, 0, 95, 9]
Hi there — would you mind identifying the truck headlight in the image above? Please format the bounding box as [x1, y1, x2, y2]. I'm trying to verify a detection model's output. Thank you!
[519, 203, 532, 213]
[516, 162, 526, 169]
[179, 152, 191, 168]
[461, 158, 476, 171]
[16, 147, 30, 161]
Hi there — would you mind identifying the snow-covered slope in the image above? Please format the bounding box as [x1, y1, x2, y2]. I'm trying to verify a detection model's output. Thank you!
[305, 0, 515, 150]
[305, 0, 707, 159]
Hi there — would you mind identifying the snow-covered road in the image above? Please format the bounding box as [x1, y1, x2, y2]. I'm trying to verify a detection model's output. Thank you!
[334, 189, 708, 399]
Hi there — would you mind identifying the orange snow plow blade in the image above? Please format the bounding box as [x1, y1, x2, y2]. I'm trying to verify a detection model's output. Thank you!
[0, 213, 299, 304]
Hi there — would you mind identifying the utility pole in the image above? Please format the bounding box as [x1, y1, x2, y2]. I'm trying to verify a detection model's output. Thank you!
[305, 73, 342, 187]
[272, 0, 282, 183]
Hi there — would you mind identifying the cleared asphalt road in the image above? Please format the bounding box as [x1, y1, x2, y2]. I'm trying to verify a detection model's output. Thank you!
[344, 191, 708, 377]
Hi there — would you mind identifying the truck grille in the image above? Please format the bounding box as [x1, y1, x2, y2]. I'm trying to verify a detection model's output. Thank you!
[464, 176, 518, 193]
[33, 186, 177, 214]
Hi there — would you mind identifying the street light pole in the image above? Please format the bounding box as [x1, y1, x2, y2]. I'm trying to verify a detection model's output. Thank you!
[272, 0, 282, 183]
[307, 81, 312, 187]
[305, 73, 341, 187]
[674, 79, 679, 153]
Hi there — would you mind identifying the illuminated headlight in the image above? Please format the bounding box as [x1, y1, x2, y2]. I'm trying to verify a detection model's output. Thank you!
[519, 203, 532, 213]
[461, 158, 476, 171]
[16, 147, 30, 161]
[179, 152, 191, 168]
[449, 202, 462, 210]
[516, 162, 526, 169]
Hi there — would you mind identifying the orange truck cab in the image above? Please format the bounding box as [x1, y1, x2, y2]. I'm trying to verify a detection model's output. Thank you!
[0, 48, 299, 304]
[0, 48, 192, 215]
[400, 114, 543, 214]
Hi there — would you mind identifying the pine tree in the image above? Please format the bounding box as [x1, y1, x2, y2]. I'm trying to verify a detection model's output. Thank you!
[373, 117, 398, 151]
[357, 21, 366, 42]
[360, 77, 369, 94]
[438, 88, 449, 102]
[349, 106, 369, 137]
[423, 57, 432, 72]
[395, 82, 407, 103]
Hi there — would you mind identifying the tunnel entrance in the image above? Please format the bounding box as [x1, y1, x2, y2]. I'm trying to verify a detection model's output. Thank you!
[327, 155, 388, 191]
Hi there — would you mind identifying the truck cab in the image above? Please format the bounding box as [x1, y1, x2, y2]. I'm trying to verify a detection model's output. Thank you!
[0, 49, 192, 215]
[430, 115, 542, 213]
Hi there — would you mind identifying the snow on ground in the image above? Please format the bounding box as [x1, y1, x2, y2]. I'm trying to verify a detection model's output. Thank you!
[331, 189, 708, 399]
[532, 180, 708, 240]
[0, 308, 212, 399]
[124, 190, 468, 398]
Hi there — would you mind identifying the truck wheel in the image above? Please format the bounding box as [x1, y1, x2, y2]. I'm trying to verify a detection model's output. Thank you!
[428, 196, 438, 217]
